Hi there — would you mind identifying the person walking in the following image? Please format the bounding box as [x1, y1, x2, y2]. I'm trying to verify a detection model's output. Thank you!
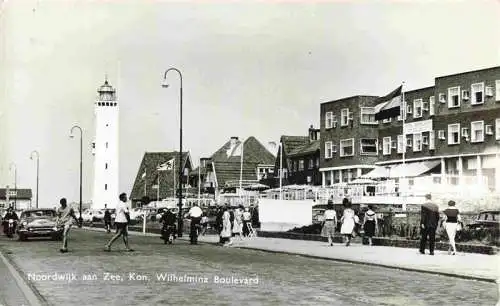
[55, 198, 80, 253]
[104, 209, 112, 233]
[200, 212, 209, 236]
[216, 206, 224, 244]
[363, 205, 378, 246]
[321, 200, 337, 246]
[232, 206, 243, 240]
[340, 198, 356, 246]
[220, 206, 232, 246]
[242, 207, 252, 237]
[442, 200, 462, 255]
[187, 203, 203, 244]
[104, 193, 133, 252]
[419, 194, 440, 255]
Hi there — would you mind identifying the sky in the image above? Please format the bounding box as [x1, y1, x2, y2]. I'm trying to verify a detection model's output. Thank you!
[1, 0, 499, 207]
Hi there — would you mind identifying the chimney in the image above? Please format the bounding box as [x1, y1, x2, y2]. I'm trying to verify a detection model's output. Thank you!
[308, 125, 316, 141]
[230, 136, 239, 147]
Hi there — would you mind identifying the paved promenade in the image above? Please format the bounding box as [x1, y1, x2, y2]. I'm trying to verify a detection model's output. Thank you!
[86, 227, 499, 282]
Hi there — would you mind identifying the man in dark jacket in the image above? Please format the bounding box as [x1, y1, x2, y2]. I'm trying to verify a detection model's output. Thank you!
[419, 194, 440, 255]
[160, 209, 177, 243]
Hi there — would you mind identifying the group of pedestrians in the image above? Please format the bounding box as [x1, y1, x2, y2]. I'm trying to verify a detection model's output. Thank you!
[216, 204, 253, 247]
[321, 198, 378, 247]
[322, 194, 463, 255]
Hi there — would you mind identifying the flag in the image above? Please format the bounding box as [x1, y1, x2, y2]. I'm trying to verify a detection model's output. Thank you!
[157, 158, 174, 171]
[374, 85, 403, 121]
[141, 170, 146, 179]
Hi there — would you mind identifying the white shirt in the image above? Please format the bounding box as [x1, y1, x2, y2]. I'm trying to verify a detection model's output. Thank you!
[114, 201, 129, 223]
[324, 209, 337, 220]
[188, 206, 203, 218]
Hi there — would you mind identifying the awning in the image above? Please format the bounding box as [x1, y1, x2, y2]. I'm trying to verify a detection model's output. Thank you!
[374, 101, 389, 113]
[361, 166, 392, 179]
[388, 160, 441, 178]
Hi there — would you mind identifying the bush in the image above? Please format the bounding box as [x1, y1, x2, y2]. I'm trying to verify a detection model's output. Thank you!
[288, 223, 323, 235]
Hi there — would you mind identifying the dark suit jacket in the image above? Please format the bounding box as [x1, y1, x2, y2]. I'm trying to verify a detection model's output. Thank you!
[421, 201, 440, 228]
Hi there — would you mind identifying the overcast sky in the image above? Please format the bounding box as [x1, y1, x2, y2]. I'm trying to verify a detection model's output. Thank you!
[1, 0, 499, 207]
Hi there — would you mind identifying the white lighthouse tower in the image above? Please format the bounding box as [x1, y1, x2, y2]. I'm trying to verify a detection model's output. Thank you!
[92, 78, 119, 210]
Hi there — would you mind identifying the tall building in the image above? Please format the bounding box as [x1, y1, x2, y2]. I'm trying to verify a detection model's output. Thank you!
[92, 79, 119, 209]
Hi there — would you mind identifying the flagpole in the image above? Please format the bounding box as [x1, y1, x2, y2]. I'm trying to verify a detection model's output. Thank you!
[279, 142, 283, 200]
[198, 158, 201, 207]
[173, 158, 176, 198]
[402, 81, 407, 212]
[157, 164, 160, 203]
[239, 138, 244, 200]
[144, 169, 147, 197]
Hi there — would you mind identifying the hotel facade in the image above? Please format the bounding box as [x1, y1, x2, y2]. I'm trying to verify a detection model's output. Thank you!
[319, 66, 500, 193]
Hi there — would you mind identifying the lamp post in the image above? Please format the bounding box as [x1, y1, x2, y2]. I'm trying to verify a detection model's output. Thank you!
[30, 150, 40, 208]
[9, 163, 17, 209]
[70, 125, 83, 227]
[162, 67, 183, 237]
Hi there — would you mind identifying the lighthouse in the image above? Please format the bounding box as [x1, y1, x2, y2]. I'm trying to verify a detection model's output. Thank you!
[92, 78, 119, 210]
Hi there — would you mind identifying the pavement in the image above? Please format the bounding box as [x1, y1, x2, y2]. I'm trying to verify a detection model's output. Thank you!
[85, 226, 500, 283]
[0, 229, 498, 306]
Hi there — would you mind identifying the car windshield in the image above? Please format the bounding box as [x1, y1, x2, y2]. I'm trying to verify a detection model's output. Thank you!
[23, 210, 55, 218]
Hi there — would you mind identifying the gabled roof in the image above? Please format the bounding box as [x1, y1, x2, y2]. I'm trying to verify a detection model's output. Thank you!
[210, 136, 275, 187]
[130, 151, 193, 201]
[0, 188, 32, 200]
[288, 140, 320, 157]
[280, 136, 309, 156]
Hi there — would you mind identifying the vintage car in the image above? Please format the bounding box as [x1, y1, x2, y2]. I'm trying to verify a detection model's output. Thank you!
[17, 209, 63, 241]
[467, 210, 500, 230]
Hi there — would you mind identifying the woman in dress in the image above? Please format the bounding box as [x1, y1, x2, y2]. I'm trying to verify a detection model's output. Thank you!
[363, 205, 378, 246]
[321, 200, 337, 246]
[220, 207, 233, 246]
[232, 206, 243, 240]
[242, 207, 252, 237]
[442, 200, 461, 255]
[340, 198, 356, 246]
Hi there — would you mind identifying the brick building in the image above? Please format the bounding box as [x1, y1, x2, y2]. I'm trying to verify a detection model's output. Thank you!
[319, 95, 381, 185]
[275, 126, 321, 186]
[366, 66, 500, 192]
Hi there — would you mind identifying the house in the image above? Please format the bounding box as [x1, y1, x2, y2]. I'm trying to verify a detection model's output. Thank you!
[373, 66, 500, 192]
[200, 136, 276, 192]
[273, 125, 321, 186]
[0, 188, 32, 210]
[129, 151, 193, 207]
[320, 95, 380, 186]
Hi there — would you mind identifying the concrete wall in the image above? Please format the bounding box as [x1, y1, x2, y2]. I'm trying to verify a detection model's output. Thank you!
[259, 198, 313, 232]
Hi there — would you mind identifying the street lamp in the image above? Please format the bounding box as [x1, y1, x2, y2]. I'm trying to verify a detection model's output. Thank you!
[162, 67, 184, 237]
[30, 150, 40, 208]
[70, 125, 83, 226]
[9, 162, 17, 209]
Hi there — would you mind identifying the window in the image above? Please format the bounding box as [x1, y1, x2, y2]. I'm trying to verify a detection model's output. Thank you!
[413, 133, 422, 152]
[438, 130, 445, 140]
[341, 108, 350, 127]
[308, 159, 314, 169]
[496, 80, 500, 101]
[104, 184, 107, 191]
[325, 141, 333, 159]
[429, 131, 435, 150]
[360, 107, 377, 125]
[382, 137, 391, 155]
[471, 83, 484, 105]
[485, 86, 493, 97]
[406, 136, 413, 148]
[429, 96, 435, 116]
[340, 139, 354, 157]
[462, 90, 470, 100]
[360, 138, 378, 155]
[448, 123, 460, 145]
[298, 160, 304, 171]
[325, 112, 334, 129]
[471, 121, 484, 143]
[105, 163, 108, 169]
[496, 119, 500, 140]
[413, 99, 423, 118]
[407, 103, 413, 114]
[448, 87, 460, 108]
[486, 125, 493, 135]
[397, 135, 404, 154]
[439, 93, 446, 103]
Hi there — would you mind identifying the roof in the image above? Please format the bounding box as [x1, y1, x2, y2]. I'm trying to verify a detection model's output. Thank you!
[435, 66, 500, 80]
[280, 136, 309, 156]
[210, 136, 275, 187]
[288, 140, 320, 157]
[130, 151, 193, 201]
[320, 95, 379, 106]
[0, 189, 32, 200]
